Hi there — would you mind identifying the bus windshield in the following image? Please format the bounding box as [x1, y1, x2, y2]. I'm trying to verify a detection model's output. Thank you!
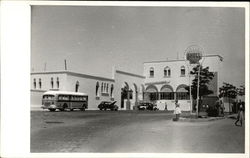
[43, 95, 55, 100]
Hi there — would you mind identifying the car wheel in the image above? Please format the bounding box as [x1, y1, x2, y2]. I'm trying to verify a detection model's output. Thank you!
[49, 109, 56, 112]
[81, 107, 85, 111]
[59, 108, 64, 111]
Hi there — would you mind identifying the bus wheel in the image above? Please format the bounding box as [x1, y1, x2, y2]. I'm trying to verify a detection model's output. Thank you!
[59, 108, 64, 111]
[81, 106, 86, 111]
[49, 109, 56, 112]
[62, 104, 68, 111]
[70, 109, 74, 111]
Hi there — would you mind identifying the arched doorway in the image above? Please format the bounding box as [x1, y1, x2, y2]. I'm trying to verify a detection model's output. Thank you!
[138, 84, 145, 101]
[145, 84, 158, 102]
[160, 85, 174, 100]
[176, 84, 189, 100]
[121, 82, 131, 110]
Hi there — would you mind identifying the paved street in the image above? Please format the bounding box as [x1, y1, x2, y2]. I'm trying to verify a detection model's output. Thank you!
[31, 110, 245, 153]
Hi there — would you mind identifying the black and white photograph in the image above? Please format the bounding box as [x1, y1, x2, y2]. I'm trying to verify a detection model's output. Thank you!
[1, 1, 249, 158]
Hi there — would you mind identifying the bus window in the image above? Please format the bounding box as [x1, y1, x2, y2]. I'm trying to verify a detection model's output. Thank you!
[58, 95, 69, 101]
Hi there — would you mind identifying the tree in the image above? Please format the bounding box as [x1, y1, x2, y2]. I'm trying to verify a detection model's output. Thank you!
[219, 82, 237, 113]
[185, 65, 215, 100]
[237, 85, 245, 96]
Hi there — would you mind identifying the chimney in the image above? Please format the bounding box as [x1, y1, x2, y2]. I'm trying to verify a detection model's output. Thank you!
[64, 59, 67, 70]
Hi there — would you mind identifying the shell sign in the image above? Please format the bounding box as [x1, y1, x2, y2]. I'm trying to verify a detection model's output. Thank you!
[185, 45, 203, 64]
[186, 52, 202, 64]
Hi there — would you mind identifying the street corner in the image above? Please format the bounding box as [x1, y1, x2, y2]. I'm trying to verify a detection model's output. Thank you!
[176, 116, 226, 123]
[227, 114, 238, 119]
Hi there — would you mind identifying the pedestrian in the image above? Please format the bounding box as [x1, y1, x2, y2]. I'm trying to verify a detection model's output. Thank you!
[235, 104, 244, 126]
[173, 100, 181, 121]
[220, 100, 224, 117]
[165, 102, 168, 111]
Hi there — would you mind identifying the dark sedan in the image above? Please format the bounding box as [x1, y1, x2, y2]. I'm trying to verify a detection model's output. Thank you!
[138, 102, 158, 111]
[98, 101, 118, 111]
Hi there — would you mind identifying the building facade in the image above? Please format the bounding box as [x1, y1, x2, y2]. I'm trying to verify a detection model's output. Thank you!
[31, 70, 144, 110]
[143, 56, 221, 111]
[31, 56, 221, 111]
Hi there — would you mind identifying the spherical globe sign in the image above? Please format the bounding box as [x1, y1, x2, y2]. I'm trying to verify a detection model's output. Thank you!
[184, 45, 204, 64]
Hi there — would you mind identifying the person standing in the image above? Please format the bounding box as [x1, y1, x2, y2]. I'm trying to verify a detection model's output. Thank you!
[235, 104, 244, 126]
[164, 102, 168, 111]
[220, 100, 224, 117]
[174, 100, 181, 121]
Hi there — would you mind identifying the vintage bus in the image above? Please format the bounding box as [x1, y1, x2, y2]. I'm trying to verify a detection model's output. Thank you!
[41, 91, 88, 112]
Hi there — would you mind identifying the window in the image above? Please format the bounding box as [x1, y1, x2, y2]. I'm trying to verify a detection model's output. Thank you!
[58, 95, 69, 100]
[160, 86, 174, 100]
[164, 67, 171, 77]
[176, 86, 189, 100]
[176, 92, 189, 100]
[110, 84, 114, 97]
[51, 77, 54, 89]
[43, 95, 54, 100]
[96, 82, 99, 96]
[104, 83, 106, 92]
[149, 67, 154, 77]
[101, 82, 109, 93]
[149, 92, 157, 101]
[181, 66, 185, 76]
[33, 78, 36, 89]
[160, 92, 174, 100]
[75, 81, 79, 92]
[56, 77, 59, 89]
[101, 83, 103, 92]
[39, 78, 42, 89]
[129, 90, 133, 99]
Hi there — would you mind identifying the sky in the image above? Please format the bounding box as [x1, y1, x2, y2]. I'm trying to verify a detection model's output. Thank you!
[31, 6, 245, 88]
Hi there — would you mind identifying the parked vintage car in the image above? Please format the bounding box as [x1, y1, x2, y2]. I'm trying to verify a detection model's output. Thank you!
[137, 102, 158, 111]
[98, 101, 118, 111]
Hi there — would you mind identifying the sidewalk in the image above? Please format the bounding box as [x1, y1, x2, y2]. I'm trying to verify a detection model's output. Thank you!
[178, 116, 225, 122]
[176, 112, 227, 122]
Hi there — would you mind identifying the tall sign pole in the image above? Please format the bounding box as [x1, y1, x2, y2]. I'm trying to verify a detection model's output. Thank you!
[184, 52, 193, 114]
[185, 45, 203, 117]
[197, 64, 201, 117]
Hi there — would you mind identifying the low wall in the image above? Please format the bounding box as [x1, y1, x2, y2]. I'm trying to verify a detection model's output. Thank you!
[156, 100, 191, 111]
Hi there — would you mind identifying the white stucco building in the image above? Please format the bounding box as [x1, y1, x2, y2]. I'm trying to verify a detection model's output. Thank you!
[31, 56, 221, 111]
[143, 56, 221, 111]
[31, 69, 144, 110]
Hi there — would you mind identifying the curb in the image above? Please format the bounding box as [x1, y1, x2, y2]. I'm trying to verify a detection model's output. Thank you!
[177, 116, 225, 122]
